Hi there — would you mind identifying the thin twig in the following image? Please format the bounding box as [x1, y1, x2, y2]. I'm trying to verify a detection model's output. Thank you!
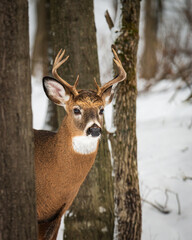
[142, 198, 171, 214]
[105, 10, 114, 30]
[165, 189, 181, 215]
[183, 176, 192, 181]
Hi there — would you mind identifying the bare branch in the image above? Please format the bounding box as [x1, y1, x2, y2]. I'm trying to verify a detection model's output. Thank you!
[105, 10, 114, 30]
[142, 198, 171, 214]
[165, 189, 181, 215]
[141, 187, 181, 215]
[182, 176, 192, 181]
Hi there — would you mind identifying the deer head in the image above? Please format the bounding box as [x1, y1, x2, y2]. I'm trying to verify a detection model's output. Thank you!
[43, 49, 126, 152]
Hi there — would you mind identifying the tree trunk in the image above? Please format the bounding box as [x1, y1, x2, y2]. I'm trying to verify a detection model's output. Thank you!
[31, 0, 49, 77]
[111, 1, 142, 239]
[139, 0, 162, 79]
[0, 0, 37, 239]
[48, 0, 114, 239]
[31, 0, 59, 131]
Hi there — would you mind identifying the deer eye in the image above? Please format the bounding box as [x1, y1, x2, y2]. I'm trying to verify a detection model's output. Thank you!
[99, 108, 104, 115]
[73, 108, 81, 115]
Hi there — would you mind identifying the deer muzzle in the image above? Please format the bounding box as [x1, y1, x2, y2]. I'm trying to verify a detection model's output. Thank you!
[86, 124, 101, 137]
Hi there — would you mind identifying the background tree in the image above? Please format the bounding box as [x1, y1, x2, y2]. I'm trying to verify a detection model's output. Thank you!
[48, 0, 114, 239]
[31, 0, 58, 131]
[156, 0, 192, 100]
[31, 0, 49, 77]
[110, 0, 142, 239]
[139, 0, 163, 79]
[139, 0, 192, 100]
[0, 0, 37, 239]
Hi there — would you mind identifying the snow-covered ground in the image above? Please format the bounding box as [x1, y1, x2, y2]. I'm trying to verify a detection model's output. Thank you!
[137, 80, 192, 240]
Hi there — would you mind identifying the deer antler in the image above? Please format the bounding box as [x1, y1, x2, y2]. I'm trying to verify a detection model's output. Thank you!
[52, 49, 79, 96]
[95, 48, 127, 96]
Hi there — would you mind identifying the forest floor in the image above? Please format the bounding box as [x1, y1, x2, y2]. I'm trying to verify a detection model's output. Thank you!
[137, 79, 192, 240]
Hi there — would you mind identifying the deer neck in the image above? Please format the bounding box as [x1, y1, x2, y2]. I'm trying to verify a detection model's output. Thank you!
[35, 117, 100, 221]
[54, 116, 99, 188]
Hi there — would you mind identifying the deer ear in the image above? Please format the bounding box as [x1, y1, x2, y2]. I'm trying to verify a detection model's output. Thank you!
[43, 77, 71, 106]
[102, 86, 114, 106]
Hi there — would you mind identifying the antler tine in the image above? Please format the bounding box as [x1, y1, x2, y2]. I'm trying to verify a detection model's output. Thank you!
[95, 48, 127, 96]
[52, 49, 79, 96]
[53, 49, 64, 66]
[74, 75, 79, 88]
[94, 78, 101, 96]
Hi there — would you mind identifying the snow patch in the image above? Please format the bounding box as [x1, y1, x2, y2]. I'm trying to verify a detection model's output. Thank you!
[101, 226, 108, 233]
[99, 206, 106, 213]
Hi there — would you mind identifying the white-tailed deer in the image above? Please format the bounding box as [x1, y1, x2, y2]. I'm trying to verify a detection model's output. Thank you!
[34, 48, 126, 240]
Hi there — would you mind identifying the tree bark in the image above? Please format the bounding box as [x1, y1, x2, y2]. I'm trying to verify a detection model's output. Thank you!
[0, 0, 37, 239]
[48, 0, 114, 239]
[111, 1, 142, 239]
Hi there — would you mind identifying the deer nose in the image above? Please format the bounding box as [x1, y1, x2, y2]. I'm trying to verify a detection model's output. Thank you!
[87, 124, 101, 137]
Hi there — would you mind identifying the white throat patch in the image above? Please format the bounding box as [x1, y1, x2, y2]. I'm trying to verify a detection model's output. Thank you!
[72, 135, 99, 155]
